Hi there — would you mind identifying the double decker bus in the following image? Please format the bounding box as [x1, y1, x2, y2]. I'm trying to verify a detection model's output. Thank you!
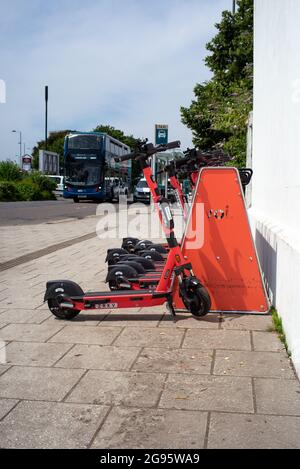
[63, 131, 131, 202]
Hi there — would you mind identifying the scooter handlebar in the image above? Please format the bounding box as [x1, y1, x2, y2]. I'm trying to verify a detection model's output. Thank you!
[114, 140, 181, 162]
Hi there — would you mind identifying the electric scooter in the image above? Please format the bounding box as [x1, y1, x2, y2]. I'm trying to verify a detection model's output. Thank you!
[44, 140, 211, 320]
[105, 149, 234, 291]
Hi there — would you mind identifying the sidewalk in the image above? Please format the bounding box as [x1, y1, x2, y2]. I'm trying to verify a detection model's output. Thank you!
[0, 218, 300, 448]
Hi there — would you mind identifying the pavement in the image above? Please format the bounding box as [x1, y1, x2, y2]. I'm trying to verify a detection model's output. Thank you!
[0, 210, 300, 448]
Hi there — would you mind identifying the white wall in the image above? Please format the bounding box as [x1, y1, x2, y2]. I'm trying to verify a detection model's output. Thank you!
[251, 0, 300, 376]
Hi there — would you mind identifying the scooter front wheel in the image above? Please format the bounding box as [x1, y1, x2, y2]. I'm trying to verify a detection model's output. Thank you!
[48, 298, 80, 320]
[180, 279, 211, 317]
[189, 286, 211, 317]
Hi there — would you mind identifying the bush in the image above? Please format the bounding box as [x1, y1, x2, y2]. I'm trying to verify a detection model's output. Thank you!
[0, 161, 22, 181]
[16, 183, 40, 201]
[0, 170, 57, 202]
[0, 181, 19, 201]
[30, 172, 56, 192]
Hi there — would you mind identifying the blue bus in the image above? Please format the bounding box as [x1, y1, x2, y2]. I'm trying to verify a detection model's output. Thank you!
[63, 132, 131, 202]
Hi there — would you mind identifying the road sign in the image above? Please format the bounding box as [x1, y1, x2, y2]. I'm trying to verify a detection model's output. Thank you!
[22, 155, 32, 172]
[155, 124, 168, 145]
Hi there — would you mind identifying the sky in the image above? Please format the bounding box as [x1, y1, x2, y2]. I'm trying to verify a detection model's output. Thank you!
[0, 0, 231, 162]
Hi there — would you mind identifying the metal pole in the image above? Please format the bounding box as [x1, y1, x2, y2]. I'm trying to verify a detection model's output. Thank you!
[165, 155, 168, 200]
[19, 131, 22, 165]
[45, 85, 48, 150]
[232, 0, 236, 14]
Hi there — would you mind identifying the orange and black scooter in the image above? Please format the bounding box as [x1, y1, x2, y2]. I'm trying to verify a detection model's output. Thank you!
[105, 148, 234, 290]
[44, 140, 211, 321]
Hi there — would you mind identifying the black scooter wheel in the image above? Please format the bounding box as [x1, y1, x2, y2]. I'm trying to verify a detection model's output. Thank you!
[134, 239, 153, 253]
[106, 264, 138, 291]
[182, 285, 211, 317]
[140, 250, 164, 261]
[121, 237, 140, 252]
[106, 248, 129, 265]
[116, 260, 146, 274]
[48, 298, 80, 320]
[147, 244, 168, 254]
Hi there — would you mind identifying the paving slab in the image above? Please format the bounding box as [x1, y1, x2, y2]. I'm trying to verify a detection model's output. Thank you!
[182, 329, 251, 351]
[114, 327, 184, 349]
[48, 325, 122, 346]
[252, 331, 285, 352]
[91, 406, 208, 449]
[100, 310, 164, 328]
[0, 365, 10, 377]
[0, 323, 64, 342]
[160, 312, 220, 329]
[66, 370, 166, 408]
[0, 366, 85, 401]
[55, 344, 140, 371]
[44, 312, 104, 326]
[0, 399, 18, 420]
[208, 412, 300, 449]
[0, 309, 51, 324]
[213, 350, 295, 379]
[4, 341, 73, 367]
[254, 378, 300, 415]
[0, 400, 109, 448]
[220, 314, 273, 331]
[159, 374, 254, 413]
[132, 348, 213, 375]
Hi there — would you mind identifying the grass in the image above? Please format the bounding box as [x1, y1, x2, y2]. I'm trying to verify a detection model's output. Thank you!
[268, 306, 291, 356]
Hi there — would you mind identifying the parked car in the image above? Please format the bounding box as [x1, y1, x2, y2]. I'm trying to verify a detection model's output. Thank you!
[47, 175, 64, 194]
[133, 178, 151, 204]
[133, 178, 176, 204]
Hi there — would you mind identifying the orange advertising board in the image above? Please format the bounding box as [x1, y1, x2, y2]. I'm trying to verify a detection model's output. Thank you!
[173, 168, 269, 313]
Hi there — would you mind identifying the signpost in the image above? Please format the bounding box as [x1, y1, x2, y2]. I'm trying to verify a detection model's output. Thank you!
[22, 155, 32, 172]
[155, 124, 168, 145]
[152, 124, 168, 178]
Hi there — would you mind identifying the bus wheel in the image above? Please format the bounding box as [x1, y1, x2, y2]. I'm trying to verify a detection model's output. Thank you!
[73, 197, 79, 203]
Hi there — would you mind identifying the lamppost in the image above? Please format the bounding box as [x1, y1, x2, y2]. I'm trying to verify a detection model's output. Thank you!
[12, 130, 22, 167]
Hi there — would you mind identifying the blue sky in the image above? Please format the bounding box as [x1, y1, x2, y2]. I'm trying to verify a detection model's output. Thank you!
[0, 0, 231, 161]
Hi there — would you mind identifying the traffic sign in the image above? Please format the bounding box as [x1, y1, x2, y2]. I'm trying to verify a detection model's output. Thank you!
[155, 124, 168, 145]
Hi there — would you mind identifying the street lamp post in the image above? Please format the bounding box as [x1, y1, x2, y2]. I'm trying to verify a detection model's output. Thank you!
[12, 130, 22, 167]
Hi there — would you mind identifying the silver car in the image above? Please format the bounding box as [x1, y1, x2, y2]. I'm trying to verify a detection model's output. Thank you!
[133, 178, 150, 204]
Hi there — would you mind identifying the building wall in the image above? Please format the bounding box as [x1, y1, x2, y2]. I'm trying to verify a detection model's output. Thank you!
[251, 0, 300, 376]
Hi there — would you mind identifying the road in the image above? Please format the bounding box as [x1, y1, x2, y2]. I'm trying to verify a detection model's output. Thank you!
[0, 197, 100, 226]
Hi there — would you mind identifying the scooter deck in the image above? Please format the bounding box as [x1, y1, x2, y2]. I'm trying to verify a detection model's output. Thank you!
[173, 168, 269, 313]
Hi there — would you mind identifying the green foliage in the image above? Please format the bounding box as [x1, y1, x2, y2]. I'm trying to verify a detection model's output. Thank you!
[0, 161, 23, 181]
[270, 307, 290, 356]
[181, 0, 253, 166]
[0, 181, 19, 201]
[16, 183, 40, 201]
[30, 172, 57, 192]
[0, 171, 57, 202]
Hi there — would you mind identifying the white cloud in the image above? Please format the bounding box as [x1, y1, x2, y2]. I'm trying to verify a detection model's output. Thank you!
[0, 0, 230, 160]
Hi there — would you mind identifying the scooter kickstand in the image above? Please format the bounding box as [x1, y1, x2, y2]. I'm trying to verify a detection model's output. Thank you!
[166, 296, 176, 323]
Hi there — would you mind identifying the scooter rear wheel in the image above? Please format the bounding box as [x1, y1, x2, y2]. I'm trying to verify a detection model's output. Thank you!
[48, 298, 80, 320]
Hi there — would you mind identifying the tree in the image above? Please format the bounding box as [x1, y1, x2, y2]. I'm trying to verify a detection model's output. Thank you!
[181, 0, 253, 166]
